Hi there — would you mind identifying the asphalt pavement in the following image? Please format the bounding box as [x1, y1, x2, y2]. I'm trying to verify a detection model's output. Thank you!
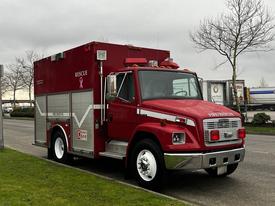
[3, 119, 275, 206]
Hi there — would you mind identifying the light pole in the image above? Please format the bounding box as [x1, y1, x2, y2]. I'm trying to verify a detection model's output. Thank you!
[0, 64, 4, 149]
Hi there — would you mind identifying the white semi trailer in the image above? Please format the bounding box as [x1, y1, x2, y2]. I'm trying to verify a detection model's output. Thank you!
[248, 87, 275, 111]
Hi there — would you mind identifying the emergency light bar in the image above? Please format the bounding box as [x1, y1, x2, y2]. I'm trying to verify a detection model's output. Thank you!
[125, 58, 147, 65]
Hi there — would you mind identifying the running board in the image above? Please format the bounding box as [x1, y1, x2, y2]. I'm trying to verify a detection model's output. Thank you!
[99, 140, 128, 160]
[99, 151, 125, 160]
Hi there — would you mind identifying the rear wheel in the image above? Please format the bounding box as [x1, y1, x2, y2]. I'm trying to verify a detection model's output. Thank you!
[131, 139, 164, 189]
[205, 163, 238, 177]
[52, 130, 68, 163]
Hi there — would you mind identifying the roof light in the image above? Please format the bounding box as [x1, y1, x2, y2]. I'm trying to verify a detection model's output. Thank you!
[160, 58, 179, 69]
[148, 60, 158, 67]
[51, 52, 65, 61]
[125, 58, 147, 66]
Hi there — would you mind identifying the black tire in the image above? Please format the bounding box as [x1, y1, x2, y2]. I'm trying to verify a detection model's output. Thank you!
[52, 130, 68, 163]
[130, 139, 164, 190]
[205, 163, 238, 177]
[47, 147, 53, 159]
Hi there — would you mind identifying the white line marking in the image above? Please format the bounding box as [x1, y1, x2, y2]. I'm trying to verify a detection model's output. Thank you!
[250, 150, 270, 155]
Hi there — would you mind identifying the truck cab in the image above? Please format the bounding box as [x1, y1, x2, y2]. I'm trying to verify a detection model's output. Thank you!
[105, 66, 245, 188]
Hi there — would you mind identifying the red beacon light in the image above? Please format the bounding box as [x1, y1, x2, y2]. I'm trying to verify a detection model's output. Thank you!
[125, 58, 147, 67]
[160, 58, 179, 69]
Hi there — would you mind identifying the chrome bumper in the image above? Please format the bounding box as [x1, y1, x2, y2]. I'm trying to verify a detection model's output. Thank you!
[164, 147, 245, 170]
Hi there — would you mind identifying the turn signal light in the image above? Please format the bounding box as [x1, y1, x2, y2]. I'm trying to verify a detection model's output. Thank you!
[238, 128, 246, 139]
[210, 130, 220, 141]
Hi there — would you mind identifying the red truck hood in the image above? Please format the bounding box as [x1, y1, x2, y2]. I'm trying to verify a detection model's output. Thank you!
[141, 99, 240, 120]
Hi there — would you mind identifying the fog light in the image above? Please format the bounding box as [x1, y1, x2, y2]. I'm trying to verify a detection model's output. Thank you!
[172, 133, 185, 144]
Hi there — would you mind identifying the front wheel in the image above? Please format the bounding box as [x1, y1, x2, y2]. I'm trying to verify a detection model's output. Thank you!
[52, 131, 68, 163]
[131, 139, 164, 189]
[205, 163, 238, 177]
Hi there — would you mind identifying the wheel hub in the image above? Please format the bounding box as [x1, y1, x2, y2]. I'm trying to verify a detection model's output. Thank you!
[136, 149, 157, 181]
[140, 157, 150, 171]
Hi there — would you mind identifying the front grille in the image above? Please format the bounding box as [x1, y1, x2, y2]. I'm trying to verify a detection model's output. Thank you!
[203, 118, 242, 146]
[204, 119, 239, 130]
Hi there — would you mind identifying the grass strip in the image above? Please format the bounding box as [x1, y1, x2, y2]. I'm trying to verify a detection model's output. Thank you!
[0, 148, 187, 206]
[245, 126, 275, 136]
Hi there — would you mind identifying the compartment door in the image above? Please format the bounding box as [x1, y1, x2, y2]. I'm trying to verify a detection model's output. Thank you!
[72, 91, 94, 153]
[35, 96, 47, 145]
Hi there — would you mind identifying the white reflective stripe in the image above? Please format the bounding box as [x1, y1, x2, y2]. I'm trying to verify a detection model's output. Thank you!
[138, 109, 176, 122]
[186, 119, 196, 127]
[36, 100, 46, 117]
[93, 104, 105, 109]
[137, 108, 196, 127]
[47, 113, 70, 117]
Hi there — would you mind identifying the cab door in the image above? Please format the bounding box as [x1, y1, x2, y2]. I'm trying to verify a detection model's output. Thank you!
[107, 72, 137, 141]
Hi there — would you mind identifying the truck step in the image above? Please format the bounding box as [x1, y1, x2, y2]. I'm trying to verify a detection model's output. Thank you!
[99, 140, 128, 160]
[99, 152, 125, 160]
[105, 140, 128, 155]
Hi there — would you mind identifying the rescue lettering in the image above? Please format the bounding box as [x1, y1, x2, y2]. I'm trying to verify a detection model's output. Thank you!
[75, 70, 88, 78]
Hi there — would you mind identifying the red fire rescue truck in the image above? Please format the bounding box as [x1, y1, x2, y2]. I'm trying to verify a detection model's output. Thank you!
[34, 42, 246, 188]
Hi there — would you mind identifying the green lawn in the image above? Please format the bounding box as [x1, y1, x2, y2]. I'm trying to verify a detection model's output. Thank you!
[0, 149, 187, 206]
[245, 125, 275, 136]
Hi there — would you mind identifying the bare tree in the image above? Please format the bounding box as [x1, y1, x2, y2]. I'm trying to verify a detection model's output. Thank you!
[5, 64, 24, 108]
[190, 0, 275, 112]
[16, 50, 42, 106]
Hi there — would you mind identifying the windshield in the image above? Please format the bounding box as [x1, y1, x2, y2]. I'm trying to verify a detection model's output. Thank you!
[139, 70, 202, 100]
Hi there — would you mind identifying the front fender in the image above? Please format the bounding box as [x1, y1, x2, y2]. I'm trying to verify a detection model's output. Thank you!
[129, 122, 201, 153]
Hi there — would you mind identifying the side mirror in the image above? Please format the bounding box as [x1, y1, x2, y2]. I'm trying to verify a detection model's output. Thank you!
[106, 74, 117, 101]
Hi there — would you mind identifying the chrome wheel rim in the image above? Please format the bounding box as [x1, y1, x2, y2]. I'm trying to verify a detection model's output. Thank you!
[136, 149, 157, 181]
[54, 137, 64, 159]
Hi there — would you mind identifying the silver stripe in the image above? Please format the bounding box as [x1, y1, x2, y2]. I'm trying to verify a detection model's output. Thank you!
[137, 109, 176, 122]
[137, 108, 195, 127]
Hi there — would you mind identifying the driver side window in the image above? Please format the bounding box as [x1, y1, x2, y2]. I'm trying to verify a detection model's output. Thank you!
[116, 73, 135, 102]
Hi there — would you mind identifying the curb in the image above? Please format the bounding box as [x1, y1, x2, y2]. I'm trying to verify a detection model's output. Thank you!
[5, 145, 194, 206]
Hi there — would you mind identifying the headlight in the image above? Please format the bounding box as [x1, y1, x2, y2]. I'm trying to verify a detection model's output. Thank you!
[172, 132, 185, 144]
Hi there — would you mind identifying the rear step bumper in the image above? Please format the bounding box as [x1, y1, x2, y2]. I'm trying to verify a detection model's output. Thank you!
[164, 147, 245, 170]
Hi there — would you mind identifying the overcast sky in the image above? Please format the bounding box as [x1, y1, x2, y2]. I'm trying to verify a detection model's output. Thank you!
[1, 0, 275, 87]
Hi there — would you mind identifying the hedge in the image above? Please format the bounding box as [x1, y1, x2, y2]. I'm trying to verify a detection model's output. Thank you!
[10, 107, 34, 118]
